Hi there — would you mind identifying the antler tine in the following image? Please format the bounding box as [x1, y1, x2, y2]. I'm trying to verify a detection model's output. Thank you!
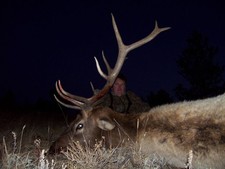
[126, 21, 171, 52]
[54, 94, 81, 110]
[55, 80, 86, 109]
[57, 80, 89, 103]
[94, 57, 107, 80]
[90, 81, 99, 95]
[94, 51, 112, 80]
[102, 51, 112, 75]
[90, 81, 95, 93]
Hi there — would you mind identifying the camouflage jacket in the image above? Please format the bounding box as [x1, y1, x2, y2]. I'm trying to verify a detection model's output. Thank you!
[100, 91, 150, 114]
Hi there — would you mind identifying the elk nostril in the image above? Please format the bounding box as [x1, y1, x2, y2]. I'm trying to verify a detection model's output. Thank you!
[48, 142, 58, 155]
[47, 147, 55, 155]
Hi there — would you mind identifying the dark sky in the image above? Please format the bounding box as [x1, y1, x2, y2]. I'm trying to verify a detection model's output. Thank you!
[1, 0, 225, 104]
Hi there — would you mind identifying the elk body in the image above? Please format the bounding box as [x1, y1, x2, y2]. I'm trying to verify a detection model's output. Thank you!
[49, 95, 225, 168]
[49, 15, 225, 168]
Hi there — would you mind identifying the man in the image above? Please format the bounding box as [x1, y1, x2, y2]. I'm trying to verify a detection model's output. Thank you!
[101, 74, 150, 114]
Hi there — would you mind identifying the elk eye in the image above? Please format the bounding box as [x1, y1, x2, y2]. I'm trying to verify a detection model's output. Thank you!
[76, 123, 83, 131]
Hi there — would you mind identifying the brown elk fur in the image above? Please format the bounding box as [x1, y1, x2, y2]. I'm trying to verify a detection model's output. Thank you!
[49, 92, 225, 168]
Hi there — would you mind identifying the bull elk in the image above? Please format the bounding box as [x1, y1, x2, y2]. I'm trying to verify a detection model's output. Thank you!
[49, 15, 225, 169]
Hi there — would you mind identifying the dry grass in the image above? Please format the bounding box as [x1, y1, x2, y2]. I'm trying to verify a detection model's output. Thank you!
[1, 132, 172, 169]
[0, 111, 192, 169]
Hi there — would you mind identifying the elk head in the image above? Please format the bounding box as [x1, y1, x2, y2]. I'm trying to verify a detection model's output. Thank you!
[48, 14, 170, 154]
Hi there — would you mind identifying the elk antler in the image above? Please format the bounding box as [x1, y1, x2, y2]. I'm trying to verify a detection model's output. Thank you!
[54, 14, 170, 112]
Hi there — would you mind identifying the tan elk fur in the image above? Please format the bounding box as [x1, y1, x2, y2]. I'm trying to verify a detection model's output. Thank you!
[137, 92, 225, 168]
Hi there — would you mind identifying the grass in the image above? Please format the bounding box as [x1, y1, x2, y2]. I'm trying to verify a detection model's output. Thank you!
[0, 110, 192, 169]
[1, 132, 171, 169]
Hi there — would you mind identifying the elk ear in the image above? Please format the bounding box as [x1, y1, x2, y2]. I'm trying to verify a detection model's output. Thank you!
[97, 118, 115, 131]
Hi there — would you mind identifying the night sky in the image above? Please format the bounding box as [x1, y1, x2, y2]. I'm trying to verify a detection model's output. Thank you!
[1, 0, 225, 104]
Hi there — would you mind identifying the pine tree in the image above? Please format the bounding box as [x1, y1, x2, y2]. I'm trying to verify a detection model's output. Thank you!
[175, 31, 225, 100]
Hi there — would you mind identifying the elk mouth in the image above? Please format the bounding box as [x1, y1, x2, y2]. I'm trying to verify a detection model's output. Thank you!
[48, 141, 68, 155]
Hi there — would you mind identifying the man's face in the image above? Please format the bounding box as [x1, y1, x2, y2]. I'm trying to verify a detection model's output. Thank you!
[111, 78, 126, 96]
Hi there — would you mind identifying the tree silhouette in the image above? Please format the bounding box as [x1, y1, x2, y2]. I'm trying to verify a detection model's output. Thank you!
[0, 90, 16, 111]
[175, 31, 225, 100]
[147, 89, 173, 107]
